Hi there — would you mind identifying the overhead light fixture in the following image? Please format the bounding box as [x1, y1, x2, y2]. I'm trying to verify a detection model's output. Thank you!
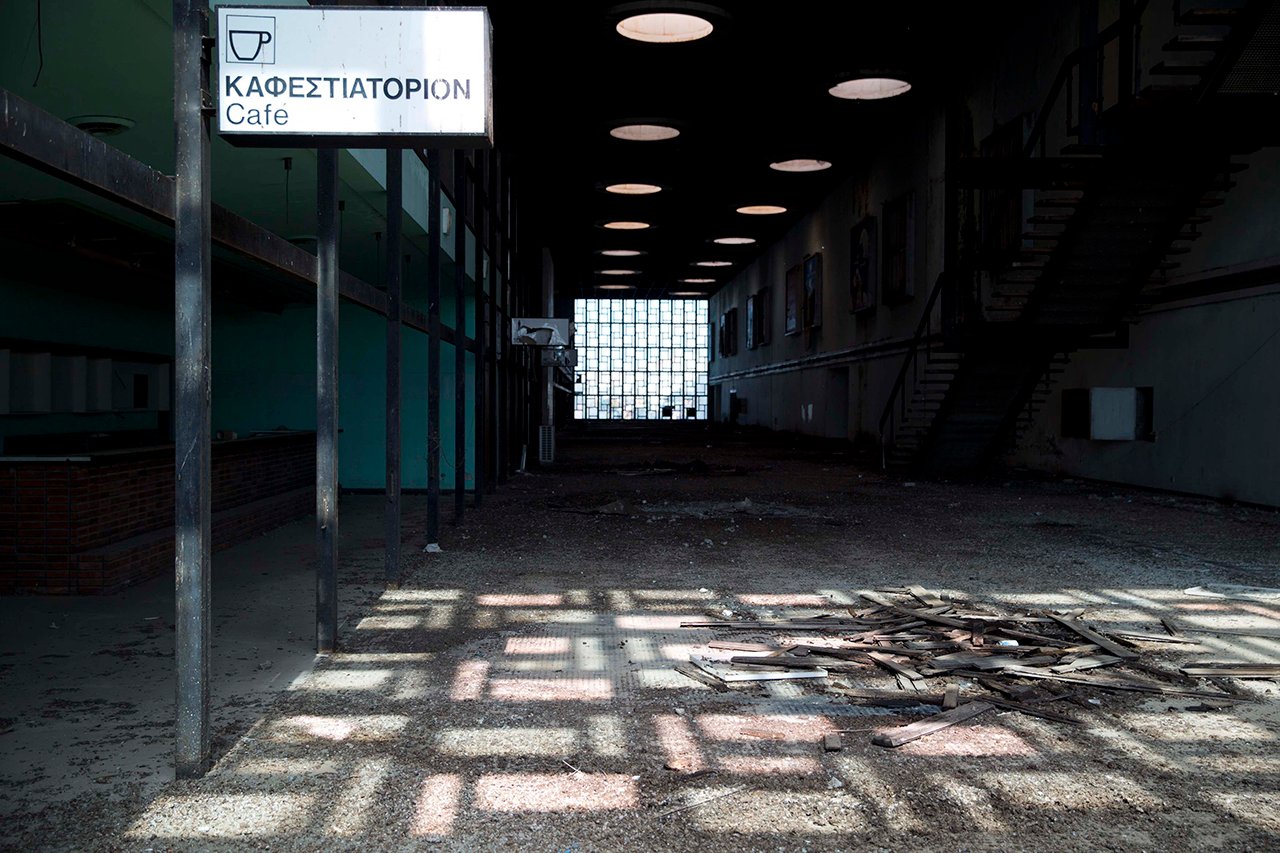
[770, 158, 833, 172]
[736, 204, 786, 215]
[598, 269, 640, 275]
[602, 220, 651, 230]
[680, 277, 715, 284]
[67, 114, 135, 136]
[671, 291, 706, 297]
[605, 182, 663, 195]
[598, 249, 644, 256]
[616, 12, 714, 43]
[695, 261, 732, 267]
[596, 284, 636, 291]
[610, 123, 680, 142]
[713, 236, 756, 245]
[829, 76, 912, 100]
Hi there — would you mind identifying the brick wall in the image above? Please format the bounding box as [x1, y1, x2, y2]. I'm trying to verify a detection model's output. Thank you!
[0, 432, 315, 594]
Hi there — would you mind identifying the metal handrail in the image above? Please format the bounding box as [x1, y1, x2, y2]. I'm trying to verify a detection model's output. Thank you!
[877, 271, 949, 468]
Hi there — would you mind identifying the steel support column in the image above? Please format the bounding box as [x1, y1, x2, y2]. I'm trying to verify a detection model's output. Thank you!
[385, 150, 403, 584]
[426, 150, 442, 543]
[316, 149, 340, 653]
[173, 0, 212, 781]
[454, 151, 468, 520]
[472, 152, 486, 506]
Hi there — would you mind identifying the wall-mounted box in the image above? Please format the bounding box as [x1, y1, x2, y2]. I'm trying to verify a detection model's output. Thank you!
[112, 362, 171, 411]
[10, 352, 52, 413]
[1062, 386, 1153, 441]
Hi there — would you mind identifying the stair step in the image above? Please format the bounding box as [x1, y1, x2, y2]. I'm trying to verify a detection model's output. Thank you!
[1035, 198, 1085, 208]
[1164, 35, 1227, 51]
[1150, 61, 1211, 76]
[1022, 231, 1064, 241]
[1178, 7, 1244, 25]
[1028, 214, 1075, 225]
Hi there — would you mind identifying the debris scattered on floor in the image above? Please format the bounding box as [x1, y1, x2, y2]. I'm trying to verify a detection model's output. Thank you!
[423, 543, 444, 553]
[678, 587, 1271, 749]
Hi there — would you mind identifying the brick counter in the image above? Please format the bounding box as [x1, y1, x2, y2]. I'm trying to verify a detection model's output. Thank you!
[0, 432, 315, 594]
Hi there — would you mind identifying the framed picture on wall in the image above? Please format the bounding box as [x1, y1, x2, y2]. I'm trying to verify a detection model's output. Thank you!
[784, 263, 802, 335]
[745, 294, 757, 350]
[803, 252, 823, 329]
[850, 216, 877, 313]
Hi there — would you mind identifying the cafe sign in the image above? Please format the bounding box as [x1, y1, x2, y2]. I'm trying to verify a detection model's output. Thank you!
[216, 6, 492, 147]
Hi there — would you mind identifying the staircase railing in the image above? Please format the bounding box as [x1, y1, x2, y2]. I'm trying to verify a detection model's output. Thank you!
[1023, 0, 1151, 158]
[878, 271, 950, 469]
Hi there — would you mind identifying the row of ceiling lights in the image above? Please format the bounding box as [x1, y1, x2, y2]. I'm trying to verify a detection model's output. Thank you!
[593, 9, 911, 295]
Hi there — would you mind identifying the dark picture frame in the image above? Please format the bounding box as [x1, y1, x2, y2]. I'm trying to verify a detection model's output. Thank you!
[803, 252, 823, 329]
[850, 216, 877, 313]
[784, 263, 802, 335]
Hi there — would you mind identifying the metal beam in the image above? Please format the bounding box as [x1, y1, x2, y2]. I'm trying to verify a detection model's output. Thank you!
[316, 149, 340, 653]
[173, 0, 212, 781]
[0, 87, 388, 317]
[385, 150, 403, 585]
[426, 150, 442, 544]
[454, 151, 468, 521]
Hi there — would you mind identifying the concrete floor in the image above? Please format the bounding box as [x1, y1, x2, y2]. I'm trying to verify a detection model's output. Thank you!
[2, 433, 1279, 851]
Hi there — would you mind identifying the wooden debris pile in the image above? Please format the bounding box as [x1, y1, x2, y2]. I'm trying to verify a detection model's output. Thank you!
[678, 586, 1264, 749]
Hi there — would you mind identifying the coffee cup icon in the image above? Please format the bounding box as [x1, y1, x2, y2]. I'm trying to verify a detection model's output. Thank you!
[229, 29, 272, 62]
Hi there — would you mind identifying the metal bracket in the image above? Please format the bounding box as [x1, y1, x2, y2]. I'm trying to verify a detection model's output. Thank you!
[200, 90, 215, 117]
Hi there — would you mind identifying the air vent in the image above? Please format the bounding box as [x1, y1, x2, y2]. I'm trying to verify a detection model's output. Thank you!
[538, 425, 555, 464]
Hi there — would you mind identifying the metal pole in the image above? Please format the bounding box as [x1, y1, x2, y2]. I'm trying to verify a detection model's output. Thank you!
[385, 150, 403, 584]
[173, 0, 212, 781]
[426, 150, 442, 543]
[316, 148, 339, 653]
[473, 151, 486, 504]
[454, 150, 467, 521]
[483, 150, 499, 491]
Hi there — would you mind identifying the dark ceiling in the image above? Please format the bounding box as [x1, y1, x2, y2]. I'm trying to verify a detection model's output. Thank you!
[481, 1, 1026, 299]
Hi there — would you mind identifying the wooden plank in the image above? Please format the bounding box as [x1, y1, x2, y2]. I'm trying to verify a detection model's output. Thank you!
[708, 641, 785, 652]
[1045, 614, 1139, 660]
[674, 663, 729, 693]
[1050, 654, 1123, 673]
[794, 642, 930, 658]
[868, 652, 924, 681]
[908, 585, 946, 607]
[989, 666, 1231, 698]
[1109, 630, 1202, 645]
[826, 686, 942, 706]
[1160, 617, 1183, 637]
[983, 696, 1081, 725]
[942, 686, 959, 709]
[823, 733, 844, 752]
[1181, 663, 1280, 678]
[872, 702, 994, 748]
[690, 655, 827, 683]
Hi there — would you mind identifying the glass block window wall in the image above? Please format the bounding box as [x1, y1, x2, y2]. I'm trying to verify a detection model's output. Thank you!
[573, 299, 709, 420]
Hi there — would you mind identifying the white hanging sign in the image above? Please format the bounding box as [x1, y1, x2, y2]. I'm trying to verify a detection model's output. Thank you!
[216, 5, 492, 147]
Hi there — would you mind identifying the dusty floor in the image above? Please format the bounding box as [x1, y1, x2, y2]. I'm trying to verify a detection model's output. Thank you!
[3, 431, 1280, 851]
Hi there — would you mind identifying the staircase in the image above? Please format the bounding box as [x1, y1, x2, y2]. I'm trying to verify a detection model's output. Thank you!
[880, 0, 1268, 472]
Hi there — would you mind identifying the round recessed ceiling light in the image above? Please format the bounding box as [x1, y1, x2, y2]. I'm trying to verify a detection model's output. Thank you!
[736, 204, 787, 215]
[598, 269, 640, 275]
[610, 123, 681, 142]
[829, 76, 912, 100]
[770, 158, 833, 172]
[713, 236, 756, 245]
[605, 182, 663, 195]
[602, 220, 651, 230]
[671, 291, 706, 297]
[598, 248, 644, 257]
[616, 12, 714, 43]
[680, 277, 715, 284]
[67, 114, 136, 136]
[596, 283, 636, 291]
[695, 260, 732, 267]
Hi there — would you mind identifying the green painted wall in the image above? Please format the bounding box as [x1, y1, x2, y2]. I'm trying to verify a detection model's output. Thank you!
[2, 272, 478, 491]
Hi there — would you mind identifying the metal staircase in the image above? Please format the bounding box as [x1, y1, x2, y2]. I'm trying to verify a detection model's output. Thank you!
[880, 0, 1271, 472]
